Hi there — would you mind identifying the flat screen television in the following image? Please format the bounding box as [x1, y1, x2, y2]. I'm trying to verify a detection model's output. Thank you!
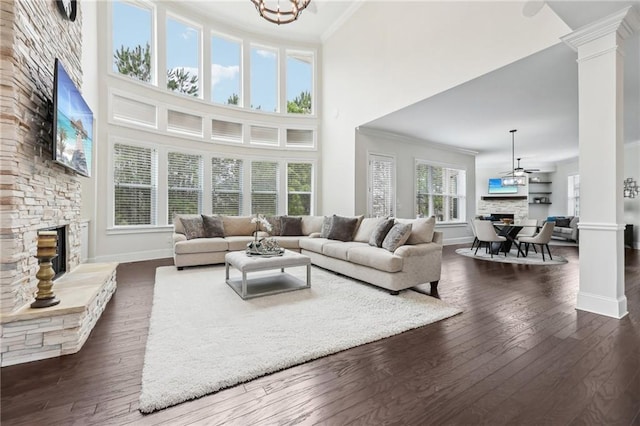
[488, 178, 517, 194]
[53, 58, 92, 177]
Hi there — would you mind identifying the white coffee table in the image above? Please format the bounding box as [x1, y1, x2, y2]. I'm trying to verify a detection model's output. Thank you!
[225, 250, 311, 300]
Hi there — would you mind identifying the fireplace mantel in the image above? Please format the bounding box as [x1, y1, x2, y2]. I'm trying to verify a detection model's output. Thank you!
[481, 196, 528, 201]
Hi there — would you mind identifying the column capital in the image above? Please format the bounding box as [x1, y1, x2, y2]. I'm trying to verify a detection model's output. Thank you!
[561, 6, 640, 51]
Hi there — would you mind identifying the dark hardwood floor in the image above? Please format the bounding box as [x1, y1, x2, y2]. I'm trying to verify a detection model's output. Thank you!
[2, 245, 639, 425]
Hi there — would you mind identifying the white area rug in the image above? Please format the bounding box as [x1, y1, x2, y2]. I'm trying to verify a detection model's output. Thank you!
[139, 265, 461, 413]
[456, 247, 568, 265]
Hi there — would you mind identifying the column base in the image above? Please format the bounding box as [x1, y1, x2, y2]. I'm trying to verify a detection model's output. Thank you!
[576, 291, 628, 319]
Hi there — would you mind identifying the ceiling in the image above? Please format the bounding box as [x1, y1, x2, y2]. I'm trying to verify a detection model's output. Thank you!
[184, 1, 640, 169]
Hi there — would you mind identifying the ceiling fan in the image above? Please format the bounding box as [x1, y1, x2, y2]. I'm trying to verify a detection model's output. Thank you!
[500, 129, 538, 186]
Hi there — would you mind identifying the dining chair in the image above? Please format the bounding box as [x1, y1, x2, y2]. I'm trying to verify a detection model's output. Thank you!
[516, 219, 538, 238]
[473, 219, 507, 258]
[469, 219, 479, 251]
[518, 221, 555, 260]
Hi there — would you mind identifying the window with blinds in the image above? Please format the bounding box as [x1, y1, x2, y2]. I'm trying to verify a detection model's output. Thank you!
[368, 154, 395, 218]
[287, 162, 312, 215]
[568, 174, 580, 216]
[167, 152, 203, 223]
[286, 129, 314, 148]
[251, 161, 278, 215]
[212, 119, 242, 143]
[212, 157, 243, 215]
[415, 161, 466, 222]
[250, 125, 279, 146]
[113, 143, 157, 226]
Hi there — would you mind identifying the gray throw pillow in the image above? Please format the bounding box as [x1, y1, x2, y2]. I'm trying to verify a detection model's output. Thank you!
[369, 219, 394, 247]
[327, 215, 358, 242]
[320, 216, 332, 238]
[265, 216, 282, 236]
[555, 217, 570, 227]
[280, 216, 303, 236]
[382, 222, 413, 252]
[201, 215, 225, 238]
[180, 216, 204, 240]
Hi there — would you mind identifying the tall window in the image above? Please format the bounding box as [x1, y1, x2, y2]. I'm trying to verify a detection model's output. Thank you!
[416, 161, 466, 222]
[166, 17, 200, 97]
[211, 35, 241, 106]
[287, 163, 312, 215]
[368, 154, 395, 218]
[212, 158, 243, 215]
[251, 161, 278, 215]
[113, 143, 157, 226]
[167, 152, 202, 223]
[112, 1, 153, 83]
[286, 51, 313, 114]
[568, 174, 580, 216]
[250, 46, 278, 112]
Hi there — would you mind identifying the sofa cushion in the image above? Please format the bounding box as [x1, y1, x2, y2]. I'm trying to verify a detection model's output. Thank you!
[301, 216, 324, 236]
[201, 215, 225, 238]
[396, 216, 436, 244]
[299, 237, 335, 253]
[327, 215, 359, 242]
[347, 246, 403, 273]
[174, 238, 228, 254]
[270, 236, 301, 249]
[281, 216, 303, 236]
[180, 216, 205, 240]
[322, 241, 368, 261]
[222, 215, 255, 236]
[353, 217, 385, 243]
[225, 236, 256, 251]
[382, 223, 412, 252]
[369, 218, 394, 247]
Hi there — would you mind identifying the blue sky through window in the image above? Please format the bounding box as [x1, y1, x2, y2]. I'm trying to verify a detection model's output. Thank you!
[166, 18, 200, 77]
[287, 54, 312, 109]
[112, 1, 151, 74]
[251, 47, 277, 112]
[212, 36, 241, 105]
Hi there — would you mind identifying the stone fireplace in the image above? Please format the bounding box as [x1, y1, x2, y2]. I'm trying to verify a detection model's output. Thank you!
[477, 197, 529, 221]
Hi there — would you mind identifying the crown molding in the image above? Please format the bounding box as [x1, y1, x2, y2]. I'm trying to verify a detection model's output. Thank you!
[320, 0, 366, 43]
[561, 5, 640, 51]
[356, 126, 479, 157]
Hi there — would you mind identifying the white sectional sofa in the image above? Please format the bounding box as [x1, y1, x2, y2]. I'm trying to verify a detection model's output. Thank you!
[172, 214, 443, 296]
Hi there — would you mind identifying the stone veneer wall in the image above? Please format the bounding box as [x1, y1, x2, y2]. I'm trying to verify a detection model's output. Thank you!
[0, 1, 84, 314]
[477, 199, 529, 220]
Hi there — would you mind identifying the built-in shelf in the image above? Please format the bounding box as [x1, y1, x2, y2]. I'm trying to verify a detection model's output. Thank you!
[529, 202, 552, 205]
[481, 196, 528, 201]
[529, 191, 552, 194]
[529, 181, 552, 184]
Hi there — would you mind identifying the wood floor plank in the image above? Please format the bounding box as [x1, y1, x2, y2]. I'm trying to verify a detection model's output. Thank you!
[1, 248, 638, 425]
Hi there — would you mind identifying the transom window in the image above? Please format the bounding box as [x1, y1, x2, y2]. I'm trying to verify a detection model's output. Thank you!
[415, 161, 466, 222]
[250, 46, 278, 112]
[211, 35, 241, 106]
[112, 1, 153, 83]
[166, 17, 201, 97]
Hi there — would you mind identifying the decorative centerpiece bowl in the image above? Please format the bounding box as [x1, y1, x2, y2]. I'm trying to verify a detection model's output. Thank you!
[501, 218, 514, 225]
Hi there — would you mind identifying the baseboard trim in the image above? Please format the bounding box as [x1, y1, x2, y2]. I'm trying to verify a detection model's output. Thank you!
[576, 291, 628, 319]
[92, 248, 173, 264]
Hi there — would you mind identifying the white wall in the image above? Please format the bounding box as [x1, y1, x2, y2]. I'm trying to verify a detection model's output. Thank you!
[356, 128, 476, 245]
[321, 2, 570, 215]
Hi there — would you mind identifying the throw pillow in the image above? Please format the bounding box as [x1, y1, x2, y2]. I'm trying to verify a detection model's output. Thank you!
[265, 216, 282, 236]
[555, 217, 570, 228]
[201, 215, 225, 238]
[327, 215, 359, 242]
[368, 218, 394, 247]
[180, 216, 205, 240]
[280, 216, 303, 236]
[320, 216, 333, 238]
[382, 222, 413, 252]
[354, 217, 385, 243]
[396, 216, 436, 244]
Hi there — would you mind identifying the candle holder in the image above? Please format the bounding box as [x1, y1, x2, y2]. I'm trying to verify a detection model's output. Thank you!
[31, 231, 60, 309]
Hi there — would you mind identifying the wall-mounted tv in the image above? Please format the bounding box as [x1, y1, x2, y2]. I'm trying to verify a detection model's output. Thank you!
[53, 58, 92, 177]
[488, 178, 517, 194]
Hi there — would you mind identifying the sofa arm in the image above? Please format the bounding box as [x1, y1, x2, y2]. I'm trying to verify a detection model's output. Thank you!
[173, 233, 187, 244]
[394, 242, 440, 258]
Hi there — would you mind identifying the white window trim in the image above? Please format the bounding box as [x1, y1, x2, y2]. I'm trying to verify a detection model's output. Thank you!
[285, 160, 315, 215]
[285, 48, 315, 116]
[414, 158, 467, 223]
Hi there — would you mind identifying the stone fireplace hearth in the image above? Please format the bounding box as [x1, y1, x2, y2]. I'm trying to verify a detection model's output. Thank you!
[477, 197, 529, 221]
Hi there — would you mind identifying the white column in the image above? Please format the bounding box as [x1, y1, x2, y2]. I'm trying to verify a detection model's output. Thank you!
[562, 7, 640, 319]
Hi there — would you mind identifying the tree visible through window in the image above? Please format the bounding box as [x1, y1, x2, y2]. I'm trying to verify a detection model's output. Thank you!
[113, 143, 157, 226]
[287, 163, 312, 215]
[251, 161, 278, 215]
[167, 152, 202, 223]
[287, 51, 313, 114]
[212, 158, 243, 215]
[112, 1, 152, 83]
[416, 162, 465, 222]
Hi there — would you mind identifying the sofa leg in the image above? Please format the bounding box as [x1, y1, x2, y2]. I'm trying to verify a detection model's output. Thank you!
[389, 290, 399, 296]
[177, 266, 184, 271]
[430, 281, 440, 298]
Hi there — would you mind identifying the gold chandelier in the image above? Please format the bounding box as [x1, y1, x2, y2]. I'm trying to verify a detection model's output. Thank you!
[251, 0, 311, 25]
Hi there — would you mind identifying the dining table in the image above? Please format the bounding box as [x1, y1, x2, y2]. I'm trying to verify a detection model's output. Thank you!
[491, 222, 539, 257]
